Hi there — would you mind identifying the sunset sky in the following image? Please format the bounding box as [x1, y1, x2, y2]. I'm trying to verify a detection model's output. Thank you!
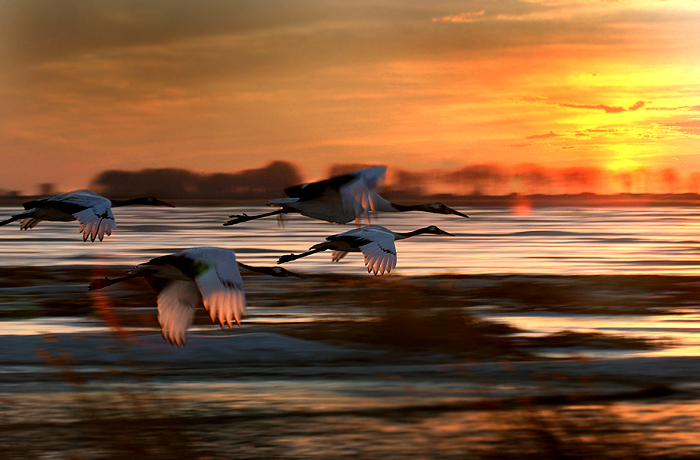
[1, 0, 699, 194]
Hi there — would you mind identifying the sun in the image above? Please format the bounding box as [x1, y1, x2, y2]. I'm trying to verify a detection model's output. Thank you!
[607, 158, 641, 173]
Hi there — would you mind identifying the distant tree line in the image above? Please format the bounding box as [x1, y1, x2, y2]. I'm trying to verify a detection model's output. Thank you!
[91, 161, 303, 200]
[88, 160, 699, 201]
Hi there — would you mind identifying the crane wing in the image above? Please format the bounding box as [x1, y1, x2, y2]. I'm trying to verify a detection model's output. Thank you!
[279, 166, 387, 224]
[46, 189, 105, 205]
[331, 250, 349, 262]
[73, 205, 116, 242]
[191, 249, 247, 328]
[38, 190, 117, 242]
[350, 227, 396, 275]
[340, 166, 387, 222]
[152, 279, 202, 346]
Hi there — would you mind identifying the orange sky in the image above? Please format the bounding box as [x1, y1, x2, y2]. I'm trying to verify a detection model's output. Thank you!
[1, 0, 699, 194]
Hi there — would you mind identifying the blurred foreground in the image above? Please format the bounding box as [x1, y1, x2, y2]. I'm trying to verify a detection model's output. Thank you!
[1, 267, 700, 459]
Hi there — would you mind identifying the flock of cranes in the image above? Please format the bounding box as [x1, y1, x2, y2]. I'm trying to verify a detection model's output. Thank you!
[1, 166, 467, 345]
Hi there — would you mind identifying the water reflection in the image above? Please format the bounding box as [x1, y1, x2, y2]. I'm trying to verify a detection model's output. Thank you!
[3, 205, 700, 275]
[3, 205, 700, 458]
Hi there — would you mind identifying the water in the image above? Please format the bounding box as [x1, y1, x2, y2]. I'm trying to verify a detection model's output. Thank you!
[2, 205, 700, 457]
[2, 205, 700, 275]
[2, 205, 700, 356]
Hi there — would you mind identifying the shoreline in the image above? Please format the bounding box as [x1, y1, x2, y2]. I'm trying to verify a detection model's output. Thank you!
[5, 192, 700, 208]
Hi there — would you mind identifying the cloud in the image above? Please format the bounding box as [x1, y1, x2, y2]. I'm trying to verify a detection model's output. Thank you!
[628, 100, 646, 111]
[560, 103, 625, 113]
[586, 128, 619, 133]
[526, 130, 559, 139]
[670, 119, 700, 128]
[646, 105, 700, 111]
[559, 100, 645, 113]
[432, 10, 486, 23]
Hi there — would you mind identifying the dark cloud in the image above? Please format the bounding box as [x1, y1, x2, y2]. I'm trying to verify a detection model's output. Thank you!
[2, 0, 679, 75]
[0, 0, 332, 65]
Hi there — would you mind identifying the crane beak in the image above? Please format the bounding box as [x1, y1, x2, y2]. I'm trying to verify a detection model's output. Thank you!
[446, 206, 468, 218]
[437, 229, 454, 236]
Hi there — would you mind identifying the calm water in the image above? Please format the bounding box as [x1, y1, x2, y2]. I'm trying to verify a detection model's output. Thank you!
[2, 205, 700, 457]
[2, 205, 700, 275]
[3, 205, 700, 357]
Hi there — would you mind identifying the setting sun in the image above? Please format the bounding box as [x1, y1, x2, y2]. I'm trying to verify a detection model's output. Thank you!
[607, 159, 642, 174]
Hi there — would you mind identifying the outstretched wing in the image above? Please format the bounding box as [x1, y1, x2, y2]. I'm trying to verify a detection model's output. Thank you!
[332, 226, 397, 275]
[48, 190, 116, 242]
[331, 250, 349, 262]
[189, 248, 247, 328]
[150, 278, 202, 346]
[74, 206, 116, 242]
[341, 166, 387, 220]
[280, 166, 387, 224]
[356, 227, 397, 275]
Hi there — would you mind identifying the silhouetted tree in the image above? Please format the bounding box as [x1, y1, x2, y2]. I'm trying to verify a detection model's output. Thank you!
[90, 161, 302, 200]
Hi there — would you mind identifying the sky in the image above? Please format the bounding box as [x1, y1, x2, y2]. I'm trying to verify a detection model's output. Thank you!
[1, 0, 699, 194]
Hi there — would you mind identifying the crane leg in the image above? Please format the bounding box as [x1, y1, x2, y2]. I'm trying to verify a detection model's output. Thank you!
[223, 208, 291, 226]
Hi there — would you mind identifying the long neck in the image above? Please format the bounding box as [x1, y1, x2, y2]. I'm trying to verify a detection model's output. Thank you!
[110, 198, 143, 207]
[389, 202, 428, 213]
[393, 228, 430, 240]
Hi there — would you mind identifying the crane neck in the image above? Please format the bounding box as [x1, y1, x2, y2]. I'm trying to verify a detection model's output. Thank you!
[393, 228, 430, 240]
[389, 202, 430, 213]
[110, 198, 149, 207]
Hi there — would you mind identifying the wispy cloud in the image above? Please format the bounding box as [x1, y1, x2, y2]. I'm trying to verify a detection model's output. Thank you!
[646, 105, 700, 111]
[559, 100, 646, 113]
[432, 10, 486, 23]
[526, 130, 559, 140]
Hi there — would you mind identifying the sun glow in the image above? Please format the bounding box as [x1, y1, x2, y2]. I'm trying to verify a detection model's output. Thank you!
[607, 158, 641, 173]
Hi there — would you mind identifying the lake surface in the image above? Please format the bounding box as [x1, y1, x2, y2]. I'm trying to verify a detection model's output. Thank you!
[2, 205, 700, 458]
[2, 205, 700, 275]
[2, 205, 700, 358]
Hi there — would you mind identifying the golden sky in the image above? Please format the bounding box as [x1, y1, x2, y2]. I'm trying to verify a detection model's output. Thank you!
[1, 0, 699, 193]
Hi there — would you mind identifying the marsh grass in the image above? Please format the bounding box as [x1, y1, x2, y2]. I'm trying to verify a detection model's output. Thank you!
[270, 275, 662, 358]
[0, 268, 692, 458]
[478, 403, 648, 460]
[0, 354, 671, 460]
[11, 348, 207, 460]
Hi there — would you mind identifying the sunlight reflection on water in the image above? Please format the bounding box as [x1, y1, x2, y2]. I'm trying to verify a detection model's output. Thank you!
[3, 205, 700, 275]
[3, 206, 700, 458]
[475, 311, 700, 358]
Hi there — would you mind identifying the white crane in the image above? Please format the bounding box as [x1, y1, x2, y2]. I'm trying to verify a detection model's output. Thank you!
[0, 189, 175, 242]
[224, 166, 468, 226]
[89, 247, 300, 346]
[277, 225, 454, 275]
